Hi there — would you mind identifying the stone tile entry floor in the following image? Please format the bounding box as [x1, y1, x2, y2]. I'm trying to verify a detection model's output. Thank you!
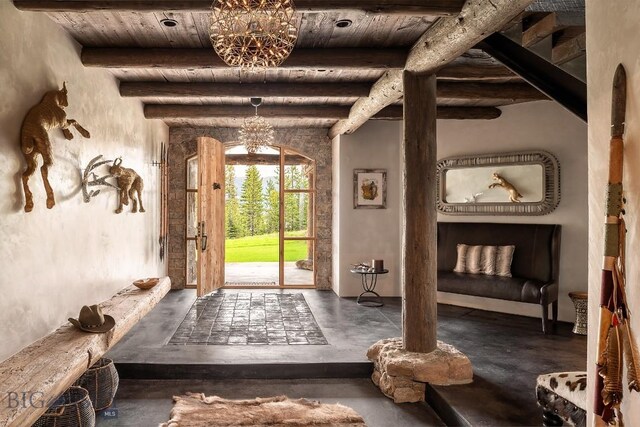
[168, 293, 328, 346]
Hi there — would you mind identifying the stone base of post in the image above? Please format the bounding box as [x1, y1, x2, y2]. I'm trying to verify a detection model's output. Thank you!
[367, 338, 473, 403]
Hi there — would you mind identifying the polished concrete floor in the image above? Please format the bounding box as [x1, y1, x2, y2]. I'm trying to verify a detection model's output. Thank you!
[105, 289, 587, 426]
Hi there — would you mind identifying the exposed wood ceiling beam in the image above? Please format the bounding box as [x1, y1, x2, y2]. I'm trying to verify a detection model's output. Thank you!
[328, 0, 535, 139]
[226, 153, 310, 166]
[522, 11, 584, 47]
[122, 81, 543, 100]
[144, 104, 501, 120]
[552, 32, 585, 64]
[13, 0, 466, 15]
[84, 47, 518, 80]
[436, 63, 517, 80]
[82, 48, 408, 70]
[477, 32, 586, 121]
[121, 82, 373, 98]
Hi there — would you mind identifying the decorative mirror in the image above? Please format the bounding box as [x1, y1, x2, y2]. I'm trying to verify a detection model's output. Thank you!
[436, 151, 560, 215]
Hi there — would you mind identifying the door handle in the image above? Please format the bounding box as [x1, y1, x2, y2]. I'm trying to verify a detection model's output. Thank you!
[200, 221, 208, 251]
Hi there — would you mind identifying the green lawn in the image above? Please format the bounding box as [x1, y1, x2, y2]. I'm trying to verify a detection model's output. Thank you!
[225, 231, 310, 262]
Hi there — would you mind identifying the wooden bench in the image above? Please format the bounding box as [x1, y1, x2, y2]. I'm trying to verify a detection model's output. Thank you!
[0, 277, 171, 426]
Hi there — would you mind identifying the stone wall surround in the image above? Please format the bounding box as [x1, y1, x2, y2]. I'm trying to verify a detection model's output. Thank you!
[168, 127, 332, 290]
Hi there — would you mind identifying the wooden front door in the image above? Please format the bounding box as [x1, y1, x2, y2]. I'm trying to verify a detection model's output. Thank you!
[197, 137, 225, 297]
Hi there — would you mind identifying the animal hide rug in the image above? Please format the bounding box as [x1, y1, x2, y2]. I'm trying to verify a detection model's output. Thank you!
[160, 393, 366, 426]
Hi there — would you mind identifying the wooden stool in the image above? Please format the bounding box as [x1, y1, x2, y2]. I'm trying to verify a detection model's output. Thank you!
[568, 292, 588, 335]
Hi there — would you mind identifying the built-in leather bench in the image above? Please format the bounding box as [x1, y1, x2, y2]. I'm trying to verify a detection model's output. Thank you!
[437, 222, 561, 333]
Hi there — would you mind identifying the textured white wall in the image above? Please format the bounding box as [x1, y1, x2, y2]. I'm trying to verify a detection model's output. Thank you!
[437, 101, 588, 322]
[586, 1, 640, 423]
[0, 3, 168, 362]
[333, 121, 403, 297]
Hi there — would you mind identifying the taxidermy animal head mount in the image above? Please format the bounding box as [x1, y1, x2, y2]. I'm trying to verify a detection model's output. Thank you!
[20, 82, 91, 212]
[109, 158, 145, 214]
[488, 172, 523, 203]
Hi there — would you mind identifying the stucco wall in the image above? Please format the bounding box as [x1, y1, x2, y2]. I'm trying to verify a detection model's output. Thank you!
[168, 127, 332, 290]
[0, 3, 168, 362]
[586, 1, 640, 423]
[437, 101, 588, 322]
[332, 121, 403, 297]
[332, 101, 588, 323]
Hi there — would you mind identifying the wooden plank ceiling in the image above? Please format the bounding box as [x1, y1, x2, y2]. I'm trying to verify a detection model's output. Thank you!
[14, 0, 585, 128]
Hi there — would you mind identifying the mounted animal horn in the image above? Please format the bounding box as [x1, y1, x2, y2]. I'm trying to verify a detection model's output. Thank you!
[62, 81, 67, 92]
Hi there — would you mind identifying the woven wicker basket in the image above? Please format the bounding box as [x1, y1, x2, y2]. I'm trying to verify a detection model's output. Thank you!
[33, 386, 95, 427]
[74, 358, 119, 411]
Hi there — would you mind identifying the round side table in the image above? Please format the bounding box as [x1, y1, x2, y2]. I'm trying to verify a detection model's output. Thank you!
[569, 291, 588, 335]
[350, 268, 389, 307]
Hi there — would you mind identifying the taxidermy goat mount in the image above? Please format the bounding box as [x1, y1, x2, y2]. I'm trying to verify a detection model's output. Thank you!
[110, 158, 145, 214]
[81, 156, 145, 214]
[20, 82, 91, 212]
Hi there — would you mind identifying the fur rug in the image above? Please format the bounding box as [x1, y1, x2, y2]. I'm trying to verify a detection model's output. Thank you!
[160, 394, 366, 426]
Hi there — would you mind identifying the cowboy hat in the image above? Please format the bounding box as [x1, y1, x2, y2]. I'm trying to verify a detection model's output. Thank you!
[69, 305, 115, 333]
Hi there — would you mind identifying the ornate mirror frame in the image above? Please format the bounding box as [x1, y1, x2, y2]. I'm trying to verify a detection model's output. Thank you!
[436, 150, 560, 216]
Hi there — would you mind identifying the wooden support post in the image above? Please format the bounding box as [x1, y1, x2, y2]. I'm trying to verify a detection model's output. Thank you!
[402, 72, 437, 353]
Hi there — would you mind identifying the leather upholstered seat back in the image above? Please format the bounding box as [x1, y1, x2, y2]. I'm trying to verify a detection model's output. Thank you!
[437, 222, 561, 283]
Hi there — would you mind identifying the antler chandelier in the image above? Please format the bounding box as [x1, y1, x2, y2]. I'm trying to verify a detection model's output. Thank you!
[239, 98, 275, 154]
[209, 0, 298, 68]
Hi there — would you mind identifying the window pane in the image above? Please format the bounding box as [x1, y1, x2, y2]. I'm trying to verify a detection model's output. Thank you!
[187, 156, 198, 190]
[284, 151, 313, 190]
[284, 192, 313, 238]
[284, 240, 314, 286]
[186, 191, 198, 238]
[187, 239, 198, 286]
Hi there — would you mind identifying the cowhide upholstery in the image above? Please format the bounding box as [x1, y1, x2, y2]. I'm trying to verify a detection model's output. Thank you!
[536, 372, 587, 427]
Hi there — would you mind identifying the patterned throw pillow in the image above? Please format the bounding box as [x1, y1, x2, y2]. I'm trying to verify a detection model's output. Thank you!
[495, 245, 516, 277]
[453, 244, 514, 276]
[480, 245, 498, 275]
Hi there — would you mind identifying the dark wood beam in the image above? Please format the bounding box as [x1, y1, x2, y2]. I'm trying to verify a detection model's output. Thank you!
[402, 71, 438, 353]
[522, 11, 584, 47]
[226, 153, 309, 166]
[329, 0, 535, 138]
[552, 32, 585, 64]
[436, 63, 517, 80]
[145, 105, 351, 119]
[84, 48, 518, 80]
[82, 48, 407, 70]
[121, 81, 542, 100]
[121, 82, 373, 98]
[437, 82, 545, 100]
[374, 106, 502, 120]
[13, 0, 465, 15]
[477, 32, 587, 121]
[145, 104, 502, 120]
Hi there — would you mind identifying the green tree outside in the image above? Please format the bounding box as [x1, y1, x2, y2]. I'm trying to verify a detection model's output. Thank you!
[240, 165, 264, 236]
[224, 165, 242, 238]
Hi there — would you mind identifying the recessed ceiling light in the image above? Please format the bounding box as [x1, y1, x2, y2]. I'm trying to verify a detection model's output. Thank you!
[335, 19, 353, 28]
[160, 18, 178, 28]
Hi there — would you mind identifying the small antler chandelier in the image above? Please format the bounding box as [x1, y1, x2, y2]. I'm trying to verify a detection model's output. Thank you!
[209, 0, 298, 68]
[239, 98, 275, 154]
